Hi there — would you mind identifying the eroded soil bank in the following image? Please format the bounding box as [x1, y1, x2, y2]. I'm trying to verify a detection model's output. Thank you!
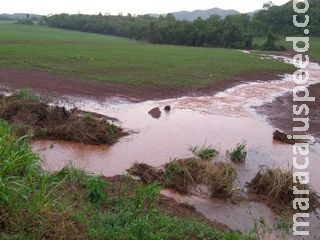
[0, 93, 123, 145]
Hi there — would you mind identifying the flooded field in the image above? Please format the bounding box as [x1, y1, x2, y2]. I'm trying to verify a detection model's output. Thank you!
[32, 56, 320, 237]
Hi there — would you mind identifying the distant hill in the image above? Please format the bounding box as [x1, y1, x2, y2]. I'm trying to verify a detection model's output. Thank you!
[150, 7, 262, 21]
[151, 8, 241, 20]
[0, 13, 43, 21]
[172, 8, 240, 20]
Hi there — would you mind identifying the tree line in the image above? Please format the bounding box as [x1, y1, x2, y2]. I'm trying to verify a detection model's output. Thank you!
[42, 13, 254, 49]
[40, 0, 319, 50]
[251, 0, 320, 36]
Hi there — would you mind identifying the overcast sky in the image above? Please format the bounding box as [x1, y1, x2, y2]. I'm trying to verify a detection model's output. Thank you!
[2, 0, 291, 15]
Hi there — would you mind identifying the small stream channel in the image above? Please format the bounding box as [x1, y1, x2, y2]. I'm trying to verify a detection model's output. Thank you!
[32, 55, 320, 239]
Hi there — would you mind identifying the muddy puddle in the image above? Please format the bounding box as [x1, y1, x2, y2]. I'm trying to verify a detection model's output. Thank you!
[32, 55, 320, 237]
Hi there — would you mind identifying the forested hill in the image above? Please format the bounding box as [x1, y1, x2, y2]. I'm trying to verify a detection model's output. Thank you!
[252, 0, 320, 36]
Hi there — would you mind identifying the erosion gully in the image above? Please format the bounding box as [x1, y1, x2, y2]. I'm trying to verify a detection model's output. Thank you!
[32, 55, 320, 239]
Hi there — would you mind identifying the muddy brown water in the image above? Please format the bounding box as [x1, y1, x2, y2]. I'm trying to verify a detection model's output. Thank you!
[31, 55, 320, 238]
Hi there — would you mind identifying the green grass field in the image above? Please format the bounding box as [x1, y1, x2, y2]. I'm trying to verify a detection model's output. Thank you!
[254, 36, 320, 61]
[0, 23, 294, 90]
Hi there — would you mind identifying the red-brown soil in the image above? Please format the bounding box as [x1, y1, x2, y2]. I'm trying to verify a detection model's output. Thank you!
[0, 68, 290, 101]
[256, 83, 320, 141]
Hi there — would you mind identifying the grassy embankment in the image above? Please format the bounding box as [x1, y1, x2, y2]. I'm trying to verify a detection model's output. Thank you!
[0, 23, 294, 91]
[0, 120, 256, 239]
[254, 36, 320, 61]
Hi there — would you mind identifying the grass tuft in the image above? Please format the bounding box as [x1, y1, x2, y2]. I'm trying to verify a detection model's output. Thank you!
[203, 162, 236, 198]
[164, 158, 201, 193]
[12, 89, 39, 101]
[189, 145, 217, 160]
[228, 141, 247, 163]
[248, 167, 319, 210]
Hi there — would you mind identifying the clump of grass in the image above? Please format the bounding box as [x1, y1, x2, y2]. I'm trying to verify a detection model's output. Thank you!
[128, 163, 164, 184]
[129, 159, 206, 194]
[83, 177, 108, 204]
[276, 217, 293, 233]
[53, 164, 88, 186]
[189, 145, 217, 160]
[248, 167, 319, 210]
[228, 141, 247, 163]
[163, 158, 202, 193]
[0, 120, 85, 239]
[128, 158, 236, 198]
[12, 89, 39, 101]
[52, 165, 109, 205]
[203, 162, 236, 198]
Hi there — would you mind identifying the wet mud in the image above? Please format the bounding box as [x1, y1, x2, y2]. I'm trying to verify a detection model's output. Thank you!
[0, 66, 292, 102]
[257, 83, 320, 140]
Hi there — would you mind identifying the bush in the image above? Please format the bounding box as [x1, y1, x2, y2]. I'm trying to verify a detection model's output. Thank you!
[261, 32, 286, 51]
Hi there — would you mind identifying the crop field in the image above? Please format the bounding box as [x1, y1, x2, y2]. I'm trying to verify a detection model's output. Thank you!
[0, 23, 294, 91]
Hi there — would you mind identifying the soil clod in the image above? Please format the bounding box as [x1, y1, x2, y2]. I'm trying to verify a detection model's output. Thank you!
[273, 130, 306, 145]
[164, 105, 171, 112]
[148, 107, 161, 119]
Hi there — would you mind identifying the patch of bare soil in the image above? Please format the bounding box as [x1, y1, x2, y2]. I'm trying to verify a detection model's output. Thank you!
[0, 68, 290, 101]
[0, 94, 124, 145]
[256, 83, 320, 141]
